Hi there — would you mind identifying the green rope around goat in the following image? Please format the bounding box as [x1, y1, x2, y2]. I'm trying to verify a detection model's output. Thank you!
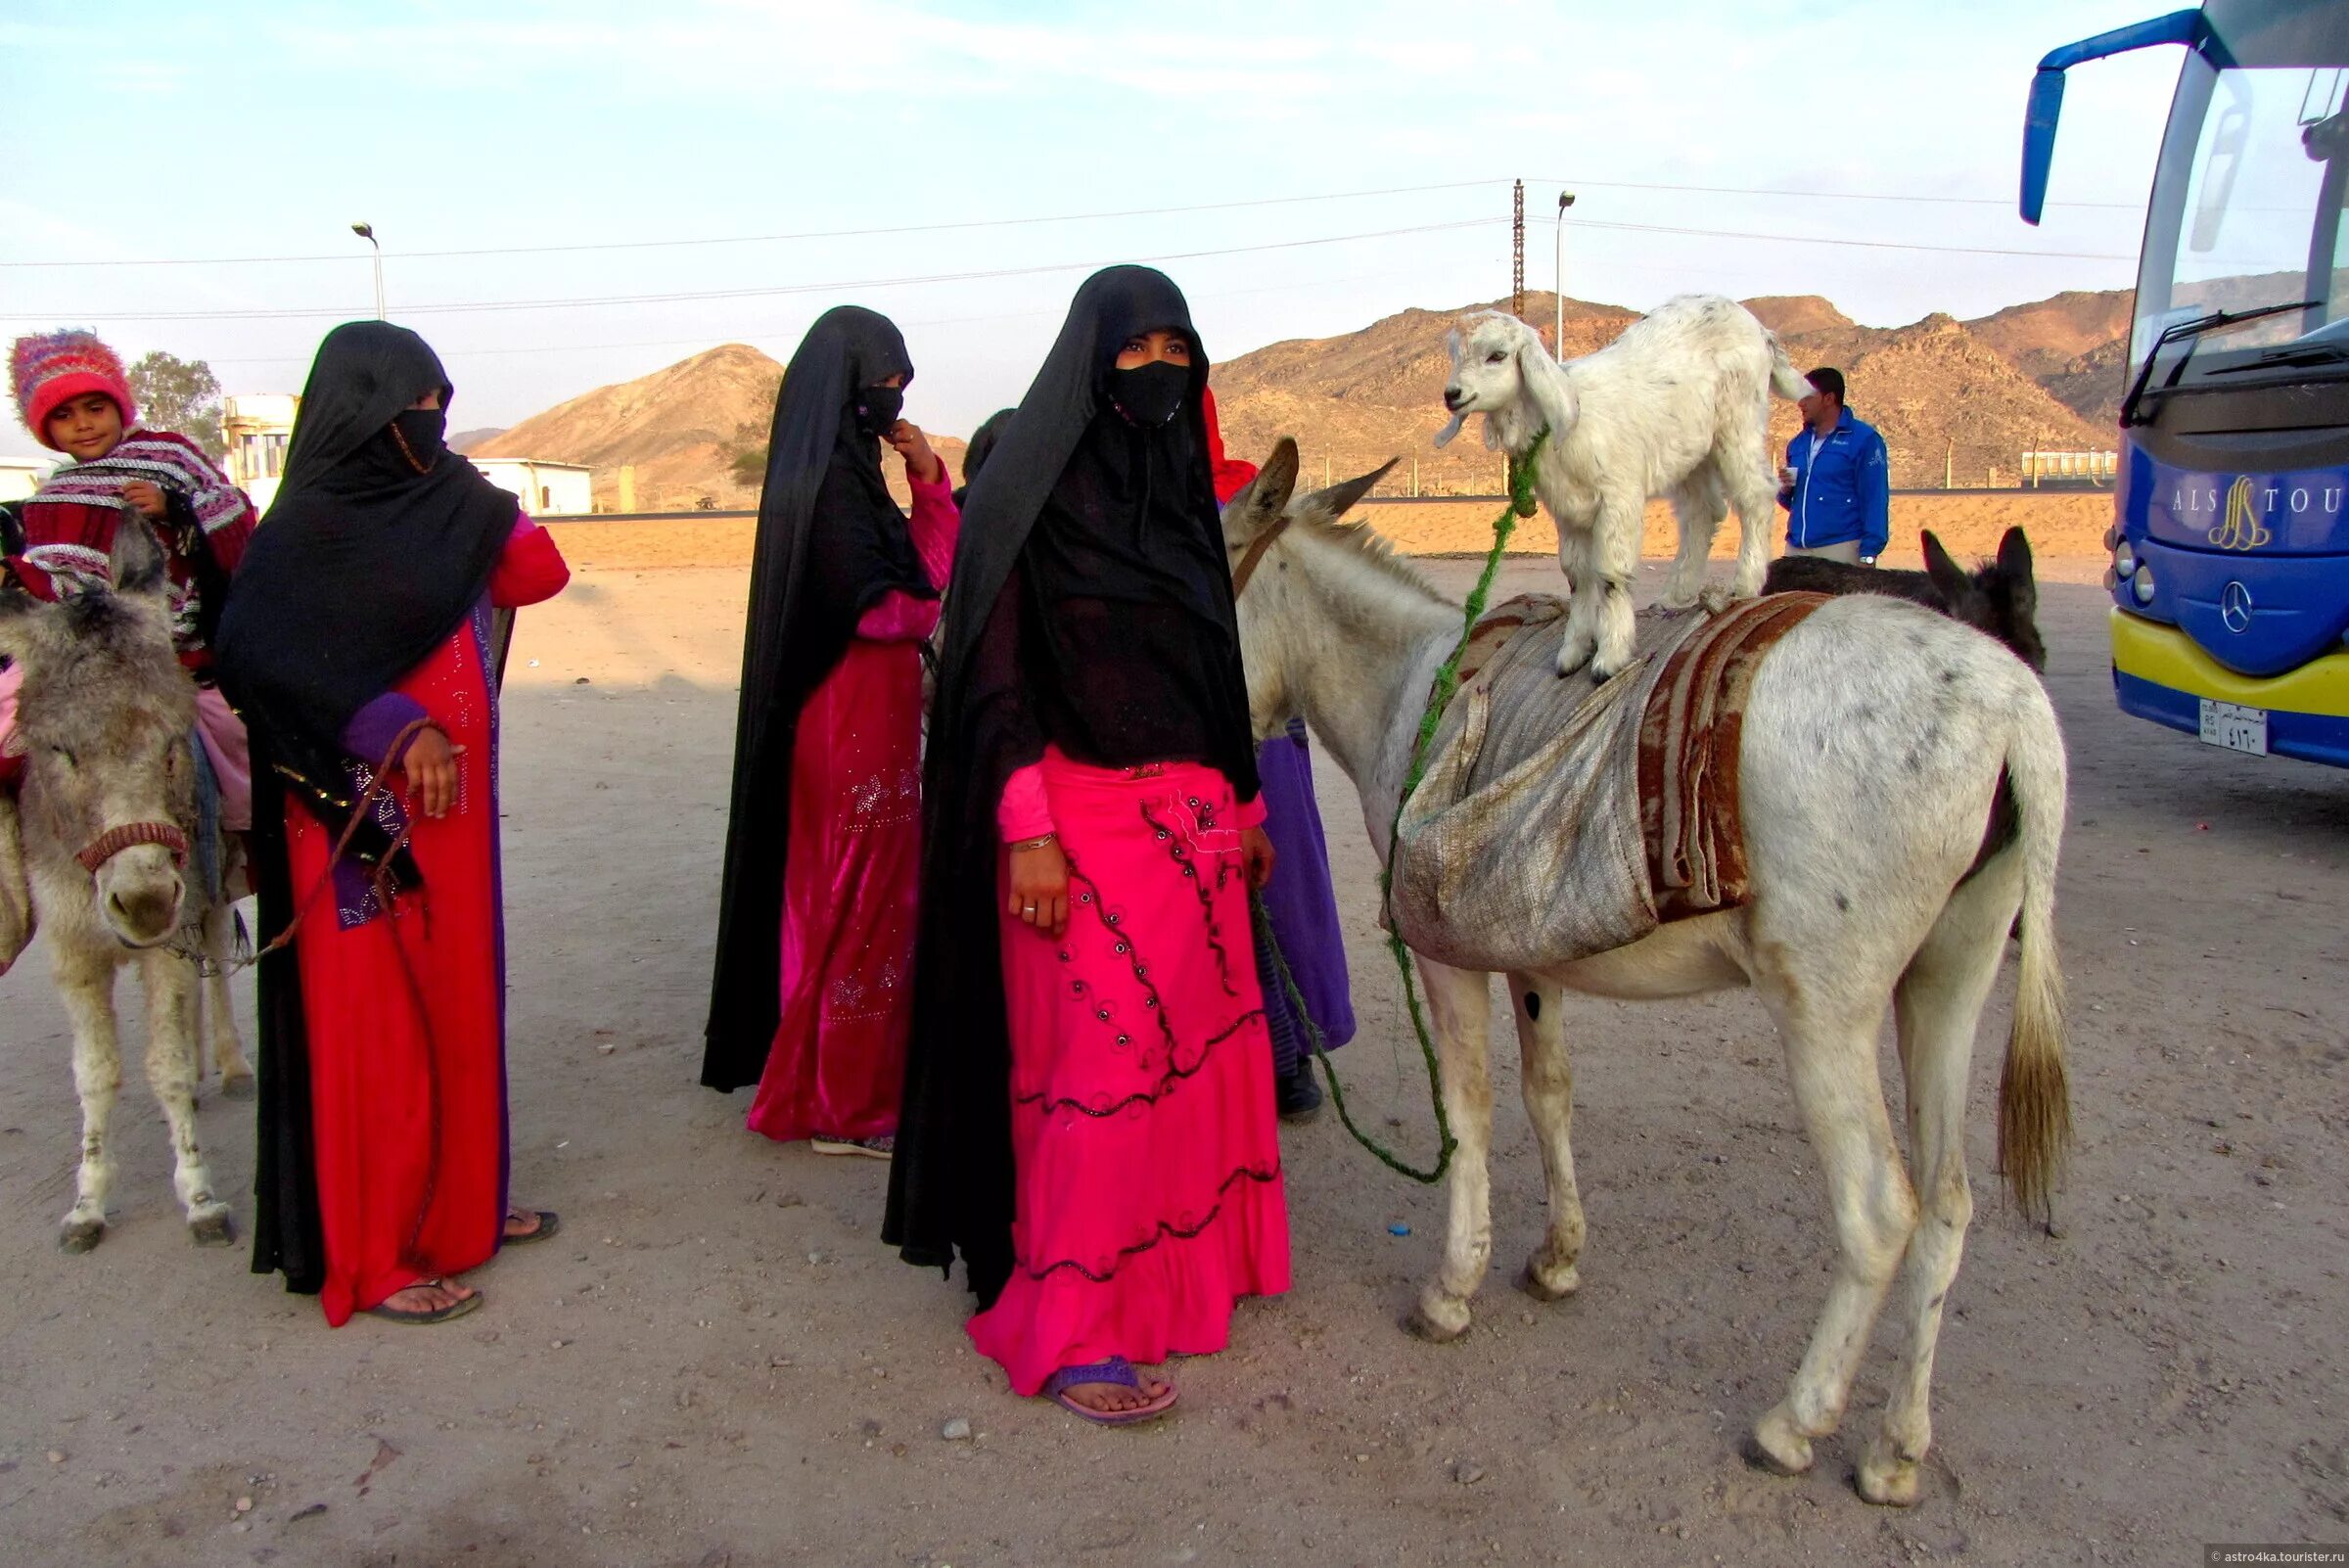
[1251, 428, 1547, 1184]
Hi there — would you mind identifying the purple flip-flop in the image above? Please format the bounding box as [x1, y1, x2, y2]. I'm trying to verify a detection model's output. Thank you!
[1041, 1357, 1178, 1426]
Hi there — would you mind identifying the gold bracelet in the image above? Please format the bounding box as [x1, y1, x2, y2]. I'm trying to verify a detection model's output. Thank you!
[1007, 833, 1056, 853]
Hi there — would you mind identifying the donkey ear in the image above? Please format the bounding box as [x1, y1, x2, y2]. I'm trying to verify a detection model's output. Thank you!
[1920, 530, 1967, 598]
[113, 516, 168, 598]
[1221, 438, 1299, 544]
[1996, 526, 2036, 600]
[1293, 456, 1398, 528]
[0, 582, 52, 668]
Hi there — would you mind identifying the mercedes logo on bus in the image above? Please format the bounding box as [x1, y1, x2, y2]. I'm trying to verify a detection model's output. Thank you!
[2220, 579, 2254, 634]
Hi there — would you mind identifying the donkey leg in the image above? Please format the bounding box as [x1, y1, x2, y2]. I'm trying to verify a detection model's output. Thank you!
[140, 950, 233, 1245]
[52, 943, 123, 1252]
[201, 901, 253, 1096]
[1405, 960, 1496, 1343]
[1860, 864, 2018, 1505]
[1749, 1000, 1919, 1478]
[1508, 977, 1586, 1300]
[1661, 482, 1726, 609]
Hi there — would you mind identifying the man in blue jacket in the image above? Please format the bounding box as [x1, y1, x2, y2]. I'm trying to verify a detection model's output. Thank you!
[1775, 367, 1889, 565]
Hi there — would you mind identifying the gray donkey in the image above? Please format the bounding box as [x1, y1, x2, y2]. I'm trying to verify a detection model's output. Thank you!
[0, 526, 249, 1251]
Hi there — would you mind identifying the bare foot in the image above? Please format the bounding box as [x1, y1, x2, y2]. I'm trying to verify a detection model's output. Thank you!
[379, 1277, 476, 1316]
[1058, 1371, 1173, 1414]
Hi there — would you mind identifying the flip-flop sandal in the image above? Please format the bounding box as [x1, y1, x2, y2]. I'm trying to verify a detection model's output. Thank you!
[1041, 1357, 1178, 1426]
[502, 1210, 561, 1245]
[365, 1278, 483, 1325]
[810, 1136, 895, 1160]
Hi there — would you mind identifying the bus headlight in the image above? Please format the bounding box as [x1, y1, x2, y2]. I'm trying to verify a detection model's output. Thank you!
[2114, 539, 2138, 576]
[2133, 563, 2156, 605]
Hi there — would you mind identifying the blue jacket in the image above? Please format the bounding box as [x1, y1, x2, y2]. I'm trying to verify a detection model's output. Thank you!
[1777, 408, 1890, 558]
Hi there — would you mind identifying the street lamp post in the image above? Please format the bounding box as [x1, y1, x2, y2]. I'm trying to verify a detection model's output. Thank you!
[351, 222, 385, 319]
[1554, 191, 1576, 362]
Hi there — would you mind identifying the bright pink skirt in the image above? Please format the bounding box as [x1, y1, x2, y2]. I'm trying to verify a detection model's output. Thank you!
[968, 754, 1290, 1396]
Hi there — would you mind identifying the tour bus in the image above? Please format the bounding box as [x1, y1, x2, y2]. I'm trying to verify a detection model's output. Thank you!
[2023, 0, 2349, 765]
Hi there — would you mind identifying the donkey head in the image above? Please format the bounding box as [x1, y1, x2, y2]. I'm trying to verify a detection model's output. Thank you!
[1922, 527, 2046, 672]
[1222, 438, 1398, 738]
[0, 528, 198, 947]
[1437, 311, 1575, 456]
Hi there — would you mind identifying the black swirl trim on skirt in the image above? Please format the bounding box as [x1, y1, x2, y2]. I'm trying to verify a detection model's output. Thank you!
[1057, 856, 1181, 1061]
[1018, 1162, 1283, 1284]
[1138, 799, 1241, 999]
[1013, 1008, 1266, 1120]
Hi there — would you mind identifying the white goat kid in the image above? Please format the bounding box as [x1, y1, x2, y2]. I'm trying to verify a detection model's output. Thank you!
[1438, 294, 1810, 678]
[1223, 441, 2072, 1507]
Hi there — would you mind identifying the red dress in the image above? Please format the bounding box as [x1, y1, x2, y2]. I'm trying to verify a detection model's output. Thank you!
[747, 472, 959, 1141]
[284, 519, 569, 1325]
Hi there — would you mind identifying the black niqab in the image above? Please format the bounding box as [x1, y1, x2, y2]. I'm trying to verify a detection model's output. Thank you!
[215, 321, 519, 840]
[882, 266, 1259, 1300]
[701, 306, 927, 1090]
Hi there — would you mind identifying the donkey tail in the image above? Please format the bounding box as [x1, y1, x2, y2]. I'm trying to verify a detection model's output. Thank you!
[1998, 684, 2072, 1228]
[1767, 332, 1811, 401]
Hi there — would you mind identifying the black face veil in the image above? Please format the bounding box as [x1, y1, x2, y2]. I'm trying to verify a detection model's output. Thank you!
[700, 305, 928, 1091]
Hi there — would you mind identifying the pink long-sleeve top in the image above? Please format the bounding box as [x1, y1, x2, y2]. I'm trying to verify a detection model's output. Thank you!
[853, 469, 959, 642]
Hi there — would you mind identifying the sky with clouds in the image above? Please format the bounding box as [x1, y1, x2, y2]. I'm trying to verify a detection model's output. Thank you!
[0, 0, 2187, 454]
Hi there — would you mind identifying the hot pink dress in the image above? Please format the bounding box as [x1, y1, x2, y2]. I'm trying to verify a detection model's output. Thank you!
[747, 471, 959, 1142]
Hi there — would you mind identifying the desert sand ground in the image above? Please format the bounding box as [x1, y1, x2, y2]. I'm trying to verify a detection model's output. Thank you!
[1, 509, 2343, 1567]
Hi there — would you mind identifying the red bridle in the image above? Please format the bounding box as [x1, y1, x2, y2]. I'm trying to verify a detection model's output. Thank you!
[75, 821, 190, 875]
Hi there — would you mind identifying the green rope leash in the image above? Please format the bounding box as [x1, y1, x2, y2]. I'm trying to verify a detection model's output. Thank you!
[1253, 429, 1547, 1184]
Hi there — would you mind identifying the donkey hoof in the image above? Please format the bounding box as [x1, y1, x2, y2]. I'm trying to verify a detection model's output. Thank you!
[1856, 1445, 1924, 1507]
[1402, 1303, 1471, 1344]
[59, 1219, 106, 1254]
[189, 1212, 235, 1248]
[1747, 1408, 1815, 1477]
[219, 1073, 256, 1101]
[1516, 1261, 1580, 1302]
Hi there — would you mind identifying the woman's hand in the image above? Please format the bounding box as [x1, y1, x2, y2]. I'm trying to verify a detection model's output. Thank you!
[400, 724, 466, 818]
[121, 482, 168, 521]
[1241, 825, 1276, 892]
[1008, 838, 1070, 939]
[884, 420, 944, 485]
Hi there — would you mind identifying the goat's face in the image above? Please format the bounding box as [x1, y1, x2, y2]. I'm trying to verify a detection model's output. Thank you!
[1442, 314, 1533, 420]
[0, 574, 197, 949]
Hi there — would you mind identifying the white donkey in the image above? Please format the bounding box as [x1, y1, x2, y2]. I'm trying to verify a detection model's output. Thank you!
[1224, 441, 2070, 1507]
[1437, 295, 1810, 679]
[0, 530, 248, 1253]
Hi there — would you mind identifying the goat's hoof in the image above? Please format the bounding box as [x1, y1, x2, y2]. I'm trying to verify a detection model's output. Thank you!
[218, 1073, 255, 1101]
[1588, 660, 1623, 683]
[1402, 1303, 1471, 1344]
[59, 1218, 105, 1254]
[189, 1212, 235, 1248]
[1856, 1441, 1925, 1506]
[1517, 1261, 1580, 1302]
[1747, 1408, 1815, 1476]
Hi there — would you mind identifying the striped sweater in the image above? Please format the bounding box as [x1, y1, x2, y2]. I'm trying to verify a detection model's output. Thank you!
[6, 428, 258, 669]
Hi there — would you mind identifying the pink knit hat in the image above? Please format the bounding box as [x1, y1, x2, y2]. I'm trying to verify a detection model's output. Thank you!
[10, 330, 137, 449]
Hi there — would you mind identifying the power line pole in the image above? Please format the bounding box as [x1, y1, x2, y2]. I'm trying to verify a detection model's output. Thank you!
[1511, 179, 1526, 318]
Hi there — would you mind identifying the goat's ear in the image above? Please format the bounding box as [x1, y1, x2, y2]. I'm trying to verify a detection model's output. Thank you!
[1445, 324, 1462, 362]
[1293, 456, 1397, 528]
[1996, 526, 2036, 601]
[1514, 319, 1577, 440]
[113, 517, 168, 599]
[1920, 530, 1968, 599]
[1222, 438, 1299, 545]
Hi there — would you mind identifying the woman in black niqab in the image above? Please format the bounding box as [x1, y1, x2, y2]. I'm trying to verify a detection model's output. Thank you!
[702, 306, 959, 1156]
[885, 266, 1288, 1421]
[219, 320, 573, 1324]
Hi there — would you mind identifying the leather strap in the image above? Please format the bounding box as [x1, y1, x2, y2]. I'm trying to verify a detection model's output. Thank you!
[76, 820, 190, 875]
[1229, 516, 1294, 597]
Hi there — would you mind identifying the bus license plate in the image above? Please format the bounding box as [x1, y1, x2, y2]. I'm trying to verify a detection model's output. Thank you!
[2198, 699, 2269, 756]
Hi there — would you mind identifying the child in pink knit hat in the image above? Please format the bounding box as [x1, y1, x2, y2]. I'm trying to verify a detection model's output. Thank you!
[0, 329, 260, 970]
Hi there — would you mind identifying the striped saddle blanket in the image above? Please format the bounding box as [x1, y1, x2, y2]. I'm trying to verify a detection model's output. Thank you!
[1388, 590, 1823, 976]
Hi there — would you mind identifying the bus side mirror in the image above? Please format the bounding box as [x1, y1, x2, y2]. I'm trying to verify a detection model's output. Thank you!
[2020, 69, 2066, 226]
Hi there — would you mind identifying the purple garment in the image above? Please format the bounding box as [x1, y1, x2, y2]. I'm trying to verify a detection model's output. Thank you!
[1253, 718, 1355, 1079]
